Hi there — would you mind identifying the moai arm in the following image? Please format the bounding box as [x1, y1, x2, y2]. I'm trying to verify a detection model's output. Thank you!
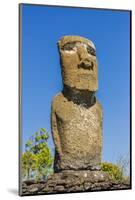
[51, 103, 63, 157]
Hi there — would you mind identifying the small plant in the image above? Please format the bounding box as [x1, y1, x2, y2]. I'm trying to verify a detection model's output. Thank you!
[22, 152, 37, 179]
[101, 162, 123, 181]
[22, 128, 53, 181]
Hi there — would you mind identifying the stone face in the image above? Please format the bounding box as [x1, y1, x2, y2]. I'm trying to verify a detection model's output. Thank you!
[51, 35, 102, 172]
[58, 35, 98, 91]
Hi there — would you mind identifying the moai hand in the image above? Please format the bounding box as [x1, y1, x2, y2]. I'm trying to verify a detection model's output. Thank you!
[51, 36, 102, 172]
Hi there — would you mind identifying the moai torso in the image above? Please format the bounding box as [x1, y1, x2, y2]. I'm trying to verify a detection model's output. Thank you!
[51, 36, 103, 172]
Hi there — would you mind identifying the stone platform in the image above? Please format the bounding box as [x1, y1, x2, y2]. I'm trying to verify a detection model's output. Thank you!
[22, 170, 130, 195]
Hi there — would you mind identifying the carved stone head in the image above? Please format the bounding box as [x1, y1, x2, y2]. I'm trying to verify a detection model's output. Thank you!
[58, 35, 98, 91]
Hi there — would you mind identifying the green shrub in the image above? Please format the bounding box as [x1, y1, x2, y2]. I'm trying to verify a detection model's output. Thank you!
[101, 162, 123, 180]
[22, 128, 53, 181]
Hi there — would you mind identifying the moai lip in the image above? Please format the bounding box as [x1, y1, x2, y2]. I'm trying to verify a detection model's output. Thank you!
[51, 35, 102, 172]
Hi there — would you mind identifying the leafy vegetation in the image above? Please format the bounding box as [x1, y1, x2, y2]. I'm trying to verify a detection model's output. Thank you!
[22, 152, 37, 179]
[101, 159, 130, 184]
[101, 154, 130, 182]
[22, 128, 53, 181]
[101, 162, 123, 180]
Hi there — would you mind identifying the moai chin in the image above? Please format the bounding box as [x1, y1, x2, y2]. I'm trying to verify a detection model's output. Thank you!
[51, 35, 102, 172]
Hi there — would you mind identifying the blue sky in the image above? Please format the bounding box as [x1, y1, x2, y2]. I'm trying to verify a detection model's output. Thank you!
[21, 4, 130, 164]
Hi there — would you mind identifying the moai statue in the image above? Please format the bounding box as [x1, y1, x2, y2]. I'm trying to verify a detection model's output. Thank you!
[51, 36, 102, 172]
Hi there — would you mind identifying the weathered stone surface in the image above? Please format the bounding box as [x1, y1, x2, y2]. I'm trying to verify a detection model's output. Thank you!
[23, 180, 36, 185]
[52, 92, 102, 171]
[22, 171, 130, 195]
[51, 35, 101, 171]
[58, 36, 98, 91]
[51, 36, 102, 171]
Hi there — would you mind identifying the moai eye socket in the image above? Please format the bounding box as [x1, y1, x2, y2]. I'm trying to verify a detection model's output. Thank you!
[87, 46, 96, 56]
[62, 42, 76, 51]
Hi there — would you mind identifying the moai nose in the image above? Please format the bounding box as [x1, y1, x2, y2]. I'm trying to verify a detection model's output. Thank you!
[77, 46, 94, 70]
[78, 59, 94, 70]
[77, 46, 88, 61]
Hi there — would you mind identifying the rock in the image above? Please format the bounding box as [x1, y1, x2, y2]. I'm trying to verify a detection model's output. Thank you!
[51, 35, 102, 171]
[29, 187, 39, 193]
[23, 179, 36, 185]
[83, 182, 92, 190]
[68, 185, 84, 192]
[22, 188, 27, 193]
[22, 182, 27, 188]
[42, 186, 54, 193]
[57, 35, 98, 91]
[52, 92, 102, 171]
[21, 171, 130, 195]
[54, 185, 65, 192]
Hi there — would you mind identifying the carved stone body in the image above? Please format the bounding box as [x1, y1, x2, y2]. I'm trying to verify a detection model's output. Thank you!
[51, 35, 102, 172]
[51, 92, 102, 171]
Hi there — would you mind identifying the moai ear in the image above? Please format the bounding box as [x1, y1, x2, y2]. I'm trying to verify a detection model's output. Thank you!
[57, 36, 65, 50]
[57, 40, 61, 50]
